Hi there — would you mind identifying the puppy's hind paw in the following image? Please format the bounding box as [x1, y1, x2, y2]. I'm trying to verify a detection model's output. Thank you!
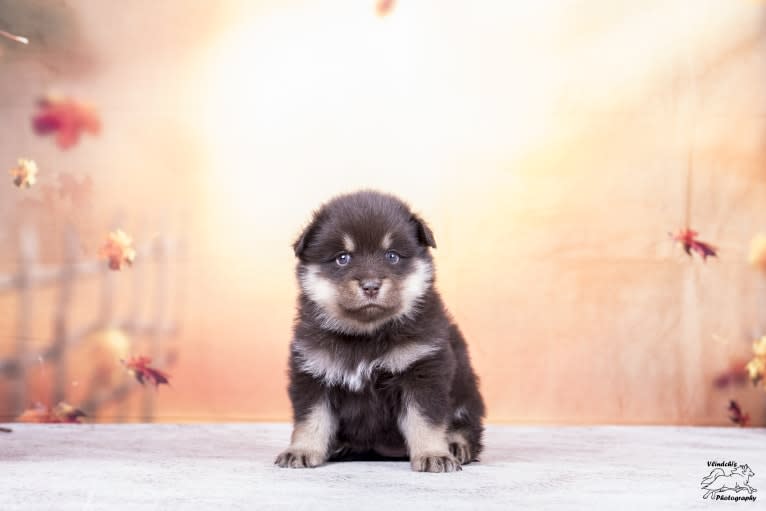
[410, 453, 462, 473]
[449, 441, 473, 465]
[274, 448, 326, 468]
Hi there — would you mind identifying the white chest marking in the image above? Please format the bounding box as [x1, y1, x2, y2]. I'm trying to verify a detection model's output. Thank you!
[294, 342, 440, 392]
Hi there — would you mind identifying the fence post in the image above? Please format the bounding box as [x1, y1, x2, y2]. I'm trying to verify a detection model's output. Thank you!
[51, 225, 79, 405]
[11, 225, 38, 417]
[141, 233, 170, 422]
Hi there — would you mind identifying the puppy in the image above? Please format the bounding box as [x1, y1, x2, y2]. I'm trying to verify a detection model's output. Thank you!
[275, 191, 485, 473]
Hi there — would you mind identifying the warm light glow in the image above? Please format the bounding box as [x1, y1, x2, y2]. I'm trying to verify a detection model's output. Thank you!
[188, 0, 763, 424]
[201, 0, 744, 234]
[201, 1, 557, 237]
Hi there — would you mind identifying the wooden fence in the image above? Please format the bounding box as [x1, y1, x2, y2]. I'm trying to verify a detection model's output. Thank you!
[0, 222, 183, 422]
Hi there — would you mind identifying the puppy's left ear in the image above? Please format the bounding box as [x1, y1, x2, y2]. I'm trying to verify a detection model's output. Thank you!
[410, 214, 437, 249]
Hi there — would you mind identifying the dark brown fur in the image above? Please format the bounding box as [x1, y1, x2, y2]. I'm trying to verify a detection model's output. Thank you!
[276, 191, 485, 472]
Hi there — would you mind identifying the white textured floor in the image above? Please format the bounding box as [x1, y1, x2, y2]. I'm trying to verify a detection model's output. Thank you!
[1, 423, 764, 510]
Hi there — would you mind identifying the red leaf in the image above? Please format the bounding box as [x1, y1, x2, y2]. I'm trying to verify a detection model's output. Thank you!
[17, 402, 86, 423]
[670, 228, 717, 262]
[32, 94, 101, 150]
[122, 356, 170, 388]
[99, 230, 136, 271]
[376, 0, 395, 17]
[713, 359, 749, 389]
[727, 400, 750, 427]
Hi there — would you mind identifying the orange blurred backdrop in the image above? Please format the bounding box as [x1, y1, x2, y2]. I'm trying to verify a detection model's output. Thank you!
[1, 0, 765, 425]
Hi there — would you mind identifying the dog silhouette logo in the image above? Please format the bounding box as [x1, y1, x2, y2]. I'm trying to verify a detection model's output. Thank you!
[701, 462, 758, 501]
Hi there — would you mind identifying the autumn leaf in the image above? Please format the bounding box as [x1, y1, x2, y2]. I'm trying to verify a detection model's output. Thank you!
[9, 158, 38, 188]
[58, 172, 93, 208]
[376, 0, 395, 16]
[99, 229, 136, 270]
[727, 400, 750, 427]
[713, 359, 749, 389]
[32, 93, 101, 150]
[746, 354, 765, 387]
[0, 427, 11, 433]
[745, 336, 766, 389]
[121, 356, 170, 388]
[52, 402, 87, 422]
[17, 402, 86, 423]
[670, 228, 717, 261]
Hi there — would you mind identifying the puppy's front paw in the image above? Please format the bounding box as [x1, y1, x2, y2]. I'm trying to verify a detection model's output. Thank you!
[410, 453, 462, 473]
[274, 448, 326, 468]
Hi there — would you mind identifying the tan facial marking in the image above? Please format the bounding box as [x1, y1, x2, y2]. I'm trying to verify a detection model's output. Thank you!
[398, 259, 433, 318]
[342, 234, 355, 253]
[299, 256, 432, 336]
[300, 264, 337, 307]
[381, 232, 393, 250]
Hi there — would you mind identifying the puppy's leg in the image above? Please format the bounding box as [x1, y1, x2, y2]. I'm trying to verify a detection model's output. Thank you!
[275, 397, 337, 469]
[447, 325, 486, 464]
[399, 401, 461, 473]
[448, 402, 485, 464]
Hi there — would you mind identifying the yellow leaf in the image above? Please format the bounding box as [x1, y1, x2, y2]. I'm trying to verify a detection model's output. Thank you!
[8, 158, 38, 188]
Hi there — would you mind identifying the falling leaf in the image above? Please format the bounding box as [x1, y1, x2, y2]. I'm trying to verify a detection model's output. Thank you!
[121, 356, 170, 388]
[748, 233, 766, 270]
[376, 0, 395, 16]
[746, 336, 766, 389]
[713, 359, 749, 389]
[8, 158, 38, 188]
[746, 354, 765, 387]
[670, 228, 717, 262]
[52, 402, 87, 422]
[32, 93, 101, 150]
[58, 172, 93, 208]
[727, 400, 750, 427]
[99, 229, 136, 270]
[746, 357, 765, 386]
[17, 402, 86, 423]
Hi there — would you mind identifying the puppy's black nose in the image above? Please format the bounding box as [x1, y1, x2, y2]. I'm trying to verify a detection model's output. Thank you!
[360, 278, 382, 297]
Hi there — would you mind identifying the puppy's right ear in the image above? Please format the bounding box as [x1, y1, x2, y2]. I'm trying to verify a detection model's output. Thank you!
[293, 217, 319, 259]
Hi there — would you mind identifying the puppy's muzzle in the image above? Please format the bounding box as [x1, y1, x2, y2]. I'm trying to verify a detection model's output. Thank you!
[360, 278, 382, 298]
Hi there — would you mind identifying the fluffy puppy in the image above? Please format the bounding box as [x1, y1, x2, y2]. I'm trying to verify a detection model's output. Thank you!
[275, 190, 485, 473]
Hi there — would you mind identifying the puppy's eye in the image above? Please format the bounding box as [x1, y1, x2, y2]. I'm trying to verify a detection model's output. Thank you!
[336, 253, 352, 266]
[385, 250, 400, 264]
